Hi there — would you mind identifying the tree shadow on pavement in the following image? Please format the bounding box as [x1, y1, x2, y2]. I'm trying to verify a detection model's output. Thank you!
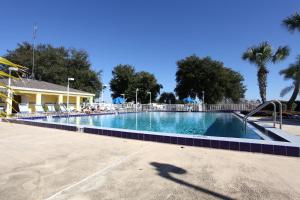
[150, 162, 235, 200]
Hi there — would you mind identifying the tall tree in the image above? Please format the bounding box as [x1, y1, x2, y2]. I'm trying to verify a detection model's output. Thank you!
[133, 71, 162, 104]
[242, 42, 289, 102]
[158, 92, 176, 104]
[4, 42, 102, 95]
[280, 56, 300, 110]
[175, 55, 246, 104]
[283, 12, 300, 32]
[281, 12, 300, 110]
[110, 65, 162, 103]
[110, 64, 136, 99]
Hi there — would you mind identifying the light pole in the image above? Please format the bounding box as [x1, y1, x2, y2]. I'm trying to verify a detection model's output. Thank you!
[136, 88, 139, 112]
[202, 91, 205, 104]
[8, 67, 18, 90]
[101, 84, 107, 103]
[147, 91, 151, 111]
[67, 78, 74, 112]
[32, 24, 37, 79]
[7, 67, 18, 115]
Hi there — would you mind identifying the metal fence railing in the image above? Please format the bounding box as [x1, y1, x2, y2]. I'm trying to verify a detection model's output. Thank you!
[139, 103, 258, 112]
[202, 103, 258, 111]
[87, 103, 258, 112]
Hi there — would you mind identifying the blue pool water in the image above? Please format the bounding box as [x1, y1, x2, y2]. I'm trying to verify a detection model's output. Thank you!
[36, 112, 262, 140]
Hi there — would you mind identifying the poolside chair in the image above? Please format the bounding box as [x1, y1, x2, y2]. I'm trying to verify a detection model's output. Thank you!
[16, 103, 30, 118]
[46, 104, 57, 115]
[59, 104, 68, 113]
[35, 104, 45, 115]
[111, 106, 116, 112]
[106, 106, 111, 112]
[100, 105, 105, 111]
[69, 104, 76, 112]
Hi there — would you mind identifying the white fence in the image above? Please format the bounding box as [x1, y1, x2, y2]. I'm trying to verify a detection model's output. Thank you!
[140, 103, 258, 112]
[87, 103, 258, 112]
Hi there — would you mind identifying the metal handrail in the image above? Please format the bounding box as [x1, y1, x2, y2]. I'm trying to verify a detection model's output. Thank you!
[243, 100, 282, 129]
[274, 100, 282, 129]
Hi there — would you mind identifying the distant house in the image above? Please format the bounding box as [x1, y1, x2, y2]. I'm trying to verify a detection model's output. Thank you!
[0, 79, 94, 115]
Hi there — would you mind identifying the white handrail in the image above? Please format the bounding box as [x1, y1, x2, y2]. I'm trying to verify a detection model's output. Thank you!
[243, 100, 282, 129]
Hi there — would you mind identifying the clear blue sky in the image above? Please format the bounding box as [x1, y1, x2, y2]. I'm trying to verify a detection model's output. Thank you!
[1, 0, 300, 102]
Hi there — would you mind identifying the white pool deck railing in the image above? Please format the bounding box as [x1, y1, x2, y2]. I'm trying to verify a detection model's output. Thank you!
[89, 103, 259, 112]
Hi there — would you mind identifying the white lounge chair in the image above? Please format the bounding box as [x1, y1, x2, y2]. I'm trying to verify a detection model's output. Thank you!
[59, 104, 68, 113]
[35, 104, 45, 115]
[69, 104, 76, 112]
[0, 106, 4, 113]
[17, 103, 30, 117]
[46, 104, 57, 115]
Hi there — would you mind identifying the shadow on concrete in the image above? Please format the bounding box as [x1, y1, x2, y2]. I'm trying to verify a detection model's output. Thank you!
[150, 162, 235, 200]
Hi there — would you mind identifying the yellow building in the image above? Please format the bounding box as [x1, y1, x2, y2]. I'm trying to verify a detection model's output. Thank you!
[0, 79, 94, 115]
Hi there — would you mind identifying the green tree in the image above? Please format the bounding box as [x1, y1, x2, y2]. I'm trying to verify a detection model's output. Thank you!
[4, 42, 102, 96]
[175, 55, 246, 104]
[110, 65, 162, 103]
[283, 12, 300, 32]
[133, 71, 162, 104]
[279, 56, 300, 109]
[281, 12, 300, 110]
[158, 92, 176, 104]
[242, 42, 289, 102]
[110, 64, 136, 99]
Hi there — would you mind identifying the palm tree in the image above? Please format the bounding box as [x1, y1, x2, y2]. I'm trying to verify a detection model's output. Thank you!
[283, 12, 300, 32]
[242, 42, 289, 103]
[280, 56, 300, 110]
[281, 13, 300, 110]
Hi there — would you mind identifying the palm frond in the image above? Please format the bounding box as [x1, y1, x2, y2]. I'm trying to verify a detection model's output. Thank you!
[283, 12, 300, 32]
[0, 71, 15, 79]
[280, 85, 294, 97]
[0, 57, 28, 117]
[280, 55, 300, 80]
[0, 57, 26, 69]
[242, 42, 273, 66]
[272, 46, 290, 63]
[0, 93, 19, 104]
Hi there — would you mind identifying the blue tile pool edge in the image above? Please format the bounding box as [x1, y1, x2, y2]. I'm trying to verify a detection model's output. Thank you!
[4, 116, 300, 157]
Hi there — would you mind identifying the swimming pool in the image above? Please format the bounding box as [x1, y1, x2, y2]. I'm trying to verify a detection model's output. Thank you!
[36, 112, 262, 140]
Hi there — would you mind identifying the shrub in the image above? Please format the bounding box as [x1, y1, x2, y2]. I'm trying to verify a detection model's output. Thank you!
[281, 103, 287, 112]
[291, 102, 297, 111]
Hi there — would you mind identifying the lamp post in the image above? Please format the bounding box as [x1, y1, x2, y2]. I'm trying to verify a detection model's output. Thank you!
[147, 91, 151, 111]
[202, 91, 205, 104]
[101, 84, 107, 103]
[8, 67, 18, 90]
[31, 24, 37, 79]
[67, 78, 74, 112]
[136, 88, 139, 112]
[7, 67, 18, 115]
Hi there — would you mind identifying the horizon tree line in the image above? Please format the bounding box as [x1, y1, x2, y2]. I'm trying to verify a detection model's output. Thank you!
[2, 12, 300, 106]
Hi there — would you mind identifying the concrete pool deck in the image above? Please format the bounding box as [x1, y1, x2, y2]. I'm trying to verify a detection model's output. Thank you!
[248, 116, 300, 137]
[0, 122, 300, 200]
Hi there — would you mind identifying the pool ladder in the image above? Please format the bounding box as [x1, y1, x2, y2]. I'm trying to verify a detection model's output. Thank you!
[243, 100, 282, 129]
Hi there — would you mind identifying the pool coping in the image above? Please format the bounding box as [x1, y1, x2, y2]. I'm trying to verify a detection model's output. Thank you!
[4, 111, 300, 157]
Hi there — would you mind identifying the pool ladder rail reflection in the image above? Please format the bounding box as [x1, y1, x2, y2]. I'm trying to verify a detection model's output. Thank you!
[243, 100, 282, 130]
